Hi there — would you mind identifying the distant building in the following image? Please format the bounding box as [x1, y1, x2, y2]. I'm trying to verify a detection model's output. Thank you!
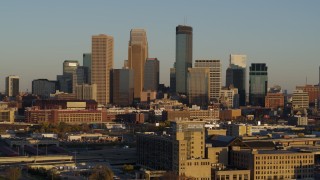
[288, 116, 308, 126]
[170, 67, 176, 93]
[292, 90, 309, 110]
[296, 85, 320, 105]
[226, 124, 252, 137]
[128, 29, 148, 100]
[220, 86, 239, 108]
[32, 79, 58, 99]
[219, 109, 242, 121]
[265, 93, 284, 109]
[249, 63, 268, 106]
[0, 109, 15, 123]
[83, 53, 92, 84]
[91, 34, 114, 105]
[75, 84, 97, 101]
[226, 54, 247, 106]
[111, 69, 134, 106]
[175, 25, 193, 94]
[63, 60, 79, 93]
[195, 60, 221, 103]
[143, 58, 159, 91]
[187, 67, 210, 106]
[5, 75, 19, 97]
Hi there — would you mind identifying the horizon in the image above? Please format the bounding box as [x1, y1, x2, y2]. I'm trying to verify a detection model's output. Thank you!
[1, 1, 320, 93]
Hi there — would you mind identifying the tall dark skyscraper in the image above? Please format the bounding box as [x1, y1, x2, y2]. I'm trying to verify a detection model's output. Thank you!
[143, 58, 159, 91]
[175, 25, 193, 94]
[226, 55, 247, 106]
[249, 63, 268, 106]
[111, 69, 134, 106]
[83, 53, 92, 84]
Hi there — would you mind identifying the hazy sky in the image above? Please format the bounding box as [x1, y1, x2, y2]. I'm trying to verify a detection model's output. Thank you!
[1, 1, 319, 93]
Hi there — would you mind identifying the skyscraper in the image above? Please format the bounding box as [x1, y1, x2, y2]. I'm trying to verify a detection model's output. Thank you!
[249, 63, 268, 106]
[91, 34, 114, 105]
[5, 75, 19, 97]
[187, 67, 210, 106]
[195, 60, 221, 103]
[63, 60, 79, 93]
[111, 69, 134, 106]
[143, 58, 159, 91]
[83, 53, 92, 84]
[226, 54, 247, 106]
[32, 79, 58, 99]
[128, 29, 148, 101]
[175, 25, 193, 94]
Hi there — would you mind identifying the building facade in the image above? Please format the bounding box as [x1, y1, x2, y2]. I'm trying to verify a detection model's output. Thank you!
[249, 63, 268, 106]
[195, 60, 221, 103]
[220, 86, 239, 109]
[75, 84, 97, 101]
[111, 69, 134, 106]
[265, 93, 284, 109]
[187, 67, 210, 106]
[32, 79, 58, 99]
[143, 58, 159, 91]
[292, 90, 309, 110]
[175, 25, 193, 94]
[5, 75, 19, 97]
[128, 29, 148, 100]
[296, 85, 319, 105]
[91, 34, 114, 105]
[83, 53, 92, 84]
[226, 54, 247, 106]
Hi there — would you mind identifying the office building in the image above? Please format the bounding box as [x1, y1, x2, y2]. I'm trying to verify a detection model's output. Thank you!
[249, 63, 268, 106]
[226, 55, 247, 106]
[128, 29, 148, 100]
[226, 124, 252, 137]
[91, 34, 114, 105]
[76, 66, 89, 85]
[220, 86, 239, 108]
[111, 69, 134, 106]
[231, 148, 314, 180]
[170, 67, 176, 93]
[187, 67, 210, 106]
[265, 93, 284, 109]
[144, 58, 159, 91]
[32, 79, 58, 99]
[296, 85, 320, 104]
[175, 25, 193, 94]
[57, 74, 72, 93]
[83, 53, 91, 84]
[137, 121, 211, 179]
[292, 90, 309, 110]
[63, 60, 79, 93]
[5, 75, 19, 97]
[75, 84, 97, 101]
[195, 60, 221, 103]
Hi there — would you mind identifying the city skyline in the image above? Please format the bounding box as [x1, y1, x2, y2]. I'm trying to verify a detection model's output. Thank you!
[0, 1, 320, 93]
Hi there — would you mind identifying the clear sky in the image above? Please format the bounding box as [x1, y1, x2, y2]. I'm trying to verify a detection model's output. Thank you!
[0, 0, 319, 93]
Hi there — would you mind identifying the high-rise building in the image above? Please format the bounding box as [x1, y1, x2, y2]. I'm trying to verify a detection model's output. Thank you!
[91, 34, 114, 105]
[175, 25, 193, 94]
[75, 84, 97, 101]
[62, 60, 79, 93]
[226, 54, 247, 106]
[220, 86, 239, 109]
[296, 85, 320, 105]
[170, 65, 176, 93]
[195, 60, 221, 103]
[249, 63, 268, 106]
[32, 79, 58, 99]
[187, 67, 210, 106]
[111, 69, 134, 107]
[292, 90, 309, 110]
[83, 53, 91, 84]
[128, 29, 148, 100]
[5, 75, 19, 97]
[143, 58, 159, 91]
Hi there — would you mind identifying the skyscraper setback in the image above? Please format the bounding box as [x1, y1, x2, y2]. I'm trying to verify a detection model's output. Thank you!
[91, 34, 114, 105]
[175, 25, 193, 94]
[128, 29, 148, 100]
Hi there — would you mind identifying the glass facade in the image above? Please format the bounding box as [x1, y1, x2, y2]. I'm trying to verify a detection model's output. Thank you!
[249, 63, 268, 106]
[175, 25, 192, 94]
[226, 66, 246, 106]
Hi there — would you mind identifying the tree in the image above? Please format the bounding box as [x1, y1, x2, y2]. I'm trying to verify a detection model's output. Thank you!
[6, 167, 21, 180]
[89, 165, 114, 180]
